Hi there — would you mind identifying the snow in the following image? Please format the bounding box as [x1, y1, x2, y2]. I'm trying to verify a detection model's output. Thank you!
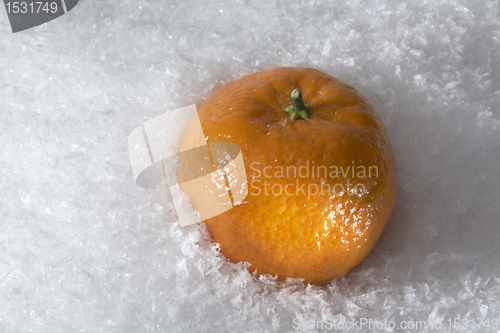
[1, 0, 500, 332]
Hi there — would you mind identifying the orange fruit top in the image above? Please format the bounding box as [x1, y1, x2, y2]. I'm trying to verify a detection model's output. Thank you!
[179, 67, 397, 285]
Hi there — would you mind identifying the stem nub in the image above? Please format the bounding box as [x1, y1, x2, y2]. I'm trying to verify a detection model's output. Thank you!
[283, 88, 312, 120]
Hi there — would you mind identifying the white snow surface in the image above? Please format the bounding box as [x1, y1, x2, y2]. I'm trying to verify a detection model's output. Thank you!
[1, 0, 500, 332]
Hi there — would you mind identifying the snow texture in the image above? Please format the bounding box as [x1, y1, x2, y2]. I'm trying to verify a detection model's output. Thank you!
[1, 0, 500, 332]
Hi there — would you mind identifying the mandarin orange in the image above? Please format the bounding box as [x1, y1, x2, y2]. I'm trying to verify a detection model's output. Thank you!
[178, 67, 397, 285]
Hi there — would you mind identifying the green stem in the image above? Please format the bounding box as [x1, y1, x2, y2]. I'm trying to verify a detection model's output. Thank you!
[283, 88, 312, 120]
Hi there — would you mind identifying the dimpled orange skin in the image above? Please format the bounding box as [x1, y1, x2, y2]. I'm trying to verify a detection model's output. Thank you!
[179, 67, 397, 285]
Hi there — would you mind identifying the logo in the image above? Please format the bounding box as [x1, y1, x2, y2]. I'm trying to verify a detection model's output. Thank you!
[128, 105, 248, 227]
